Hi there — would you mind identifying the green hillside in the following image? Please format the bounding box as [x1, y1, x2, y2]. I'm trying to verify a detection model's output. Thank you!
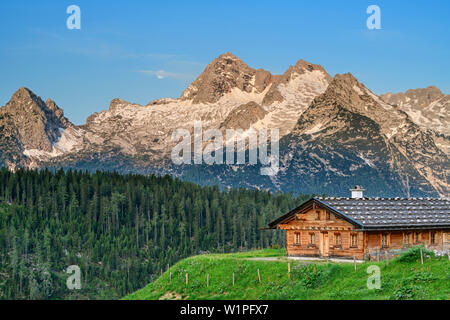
[125, 247, 450, 300]
[0, 168, 308, 300]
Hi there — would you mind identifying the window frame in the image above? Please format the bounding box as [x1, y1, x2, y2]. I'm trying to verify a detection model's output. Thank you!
[294, 232, 301, 246]
[382, 233, 389, 248]
[334, 232, 342, 248]
[430, 232, 436, 245]
[350, 233, 358, 248]
[315, 210, 320, 220]
[309, 232, 316, 246]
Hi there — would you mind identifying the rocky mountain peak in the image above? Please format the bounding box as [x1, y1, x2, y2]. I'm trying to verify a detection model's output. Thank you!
[261, 59, 332, 107]
[216, 51, 241, 61]
[333, 72, 358, 84]
[0, 87, 72, 152]
[180, 52, 273, 104]
[277, 59, 332, 84]
[293, 59, 330, 78]
[381, 86, 444, 108]
[314, 73, 370, 110]
[287, 72, 449, 198]
[7, 87, 46, 112]
[6, 88, 69, 124]
[328, 73, 364, 92]
[109, 98, 132, 111]
[408, 85, 443, 99]
[46, 98, 59, 111]
[45, 98, 71, 128]
[298, 72, 411, 139]
[11, 86, 34, 100]
[380, 86, 449, 138]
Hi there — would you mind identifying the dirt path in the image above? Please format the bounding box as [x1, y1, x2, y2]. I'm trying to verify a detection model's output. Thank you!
[246, 257, 364, 264]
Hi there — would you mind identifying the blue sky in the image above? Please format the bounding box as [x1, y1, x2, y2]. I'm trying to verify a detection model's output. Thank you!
[0, 0, 449, 124]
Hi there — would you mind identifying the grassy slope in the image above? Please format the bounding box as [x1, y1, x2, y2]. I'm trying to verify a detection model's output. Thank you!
[125, 248, 450, 300]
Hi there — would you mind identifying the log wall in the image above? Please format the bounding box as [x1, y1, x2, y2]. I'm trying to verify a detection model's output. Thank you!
[279, 207, 365, 260]
[279, 206, 450, 260]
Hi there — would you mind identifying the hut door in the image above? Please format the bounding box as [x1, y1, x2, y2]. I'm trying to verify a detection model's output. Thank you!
[324, 233, 329, 256]
[320, 232, 329, 257]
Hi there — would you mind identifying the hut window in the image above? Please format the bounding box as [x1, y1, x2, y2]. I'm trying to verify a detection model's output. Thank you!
[415, 232, 420, 243]
[351, 234, 357, 247]
[431, 232, 436, 244]
[404, 233, 410, 245]
[310, 233, 315, 245]
[382, 234, 389, 247]
[315, 211, 320, 220]
[335, 233, 341, 246]
[326, 211, 331, 220]
[295, 232, 301, 245]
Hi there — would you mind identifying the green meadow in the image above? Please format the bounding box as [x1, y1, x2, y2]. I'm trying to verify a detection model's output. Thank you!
[125, 246, 450, 300]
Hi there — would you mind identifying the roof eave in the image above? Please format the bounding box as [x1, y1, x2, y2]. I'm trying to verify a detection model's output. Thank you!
[358, 224, 450, 231]
[267, 197, 363, 229]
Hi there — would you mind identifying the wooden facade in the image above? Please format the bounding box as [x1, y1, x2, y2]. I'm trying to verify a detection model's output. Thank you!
[269, 197, 450, 260]
[279, 207, 366, 259]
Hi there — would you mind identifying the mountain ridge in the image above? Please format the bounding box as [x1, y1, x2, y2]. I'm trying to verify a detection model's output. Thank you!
[0, 53, 448, 197]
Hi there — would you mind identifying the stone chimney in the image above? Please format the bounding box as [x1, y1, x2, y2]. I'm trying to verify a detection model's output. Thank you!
[350, 185, 365, 199]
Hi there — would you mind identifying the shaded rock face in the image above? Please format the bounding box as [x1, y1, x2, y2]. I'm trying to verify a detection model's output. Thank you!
[220, 101, 267, 130]
[278, 74, 449, 197]
[180, 52, 273, 104]
[0, 87, 71, 152]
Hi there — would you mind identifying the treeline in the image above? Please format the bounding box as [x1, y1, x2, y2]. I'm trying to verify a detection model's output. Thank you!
[0, 168, 308, 299]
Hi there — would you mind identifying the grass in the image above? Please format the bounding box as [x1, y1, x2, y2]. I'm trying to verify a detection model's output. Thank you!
[124, 247, 450, 300]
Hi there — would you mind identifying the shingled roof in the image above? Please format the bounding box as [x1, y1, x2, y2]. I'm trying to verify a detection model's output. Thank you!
[268, 197, 450, 231]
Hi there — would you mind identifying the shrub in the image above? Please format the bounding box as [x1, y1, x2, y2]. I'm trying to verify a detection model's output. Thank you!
[411, 271, 436, 282]
[294, 265, 325, 289]
[396, 246, 433, 263]
[392, 283, 422, 300]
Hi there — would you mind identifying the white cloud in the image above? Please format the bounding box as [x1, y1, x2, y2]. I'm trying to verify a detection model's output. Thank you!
[138, 70, 193, 80]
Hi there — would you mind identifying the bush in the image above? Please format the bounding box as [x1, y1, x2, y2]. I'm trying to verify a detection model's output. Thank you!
[411, 271, 436, 282]
[396, 246, 433, 263]
[293, 265, 326, 289]
[392, 283, 422, 300]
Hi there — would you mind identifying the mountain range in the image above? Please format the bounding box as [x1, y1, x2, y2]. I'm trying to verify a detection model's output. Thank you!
[0, 52, 448, 197]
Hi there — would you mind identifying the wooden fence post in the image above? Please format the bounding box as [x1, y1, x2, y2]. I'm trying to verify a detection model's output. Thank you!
[186, 273, 188, 285]
[288, 263, 291, 279]
[385, 251, 389, 266]
[207, 274, 209, 287]
[232, 272, 235, 286]
[257, 269, 261, 283]
[420, 248, 424, 265]
[353, 256, 356, 271]
[169, 272, 172, 283]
